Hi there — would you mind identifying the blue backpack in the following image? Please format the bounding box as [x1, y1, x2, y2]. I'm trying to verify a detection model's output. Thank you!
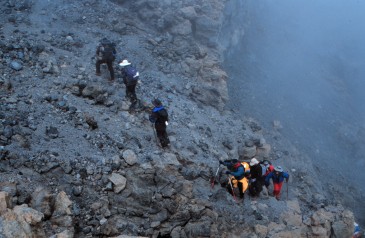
[125, 66, 139, 83]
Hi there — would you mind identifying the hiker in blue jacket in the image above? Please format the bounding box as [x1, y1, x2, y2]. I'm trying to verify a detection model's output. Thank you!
[149, 99, 170, 148]
[220, 159, 249, 199]
[265, 166, 289, 200]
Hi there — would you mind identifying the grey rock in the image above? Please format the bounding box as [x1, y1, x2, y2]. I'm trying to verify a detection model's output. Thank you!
[0, 182, 17, 197]
[108, 173, 127, 193]
[31, 187, 54, 218]
[10, 61, 23, 71]
[72, 186, 82, 196]
[46, 126, 59, 139]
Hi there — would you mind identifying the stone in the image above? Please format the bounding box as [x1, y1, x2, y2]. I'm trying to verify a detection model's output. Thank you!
[255, 143, 271, 159]
[150, 221, 160, 228]
[13, 204, 44, 225]
[310, 209, 334, 226]
[152, 152, 180, 168]
[254, 224, 268, 237]
[183, 221, 211, 237]
[0, 182, 17, 197]
[31, 187, 53, 218]
[10, 61, 23, 71]
[122, 149, 138, 165]
[0, 208, 45, 237]
[331, 220, 353, 238]
[311, 226, 328, 237]
[49, 229, 74, 238]
[51, 215, 73, 227]
[46, 126, 59, 139]
[0, 191, 11, 212]
[108, 173, 127, 193]
[287, 200, 301, 214]
[72, 186, 82, 196]
[180, 6, 197, 20]
[238, 145, 257, 159]
[281, 211, 302, 227]
[171, 20, 192, 36]
[81, 85, 105, 99]
[84, 114, 98, 129]
[86, 165, 94, 175]
[53, 191, 72, 216]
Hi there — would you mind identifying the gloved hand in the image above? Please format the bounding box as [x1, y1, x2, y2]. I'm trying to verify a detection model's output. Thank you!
[219, 161, 224, 165]
[225, 171, 230, 175]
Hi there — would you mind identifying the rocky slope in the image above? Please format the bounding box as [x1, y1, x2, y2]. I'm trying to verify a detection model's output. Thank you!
[0, 0, 357, 237]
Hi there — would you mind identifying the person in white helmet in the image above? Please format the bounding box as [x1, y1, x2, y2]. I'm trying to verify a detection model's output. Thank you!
[249, 158, 263, 197]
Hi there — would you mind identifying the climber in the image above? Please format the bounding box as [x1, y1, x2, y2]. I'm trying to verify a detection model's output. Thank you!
[260, 160, 274, 182]
[119, 59, 139, 103]
[220, 159, 249, 199]
[265, 166, 289, 200]
[149, 99, 170, 148]
[95, 38, 116, 81]
[353, 222, 361, 238]
[248, 158, 263, 197]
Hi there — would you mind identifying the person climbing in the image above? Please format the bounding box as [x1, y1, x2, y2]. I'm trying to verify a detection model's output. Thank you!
[119, 59, 139, 103]
[264, 166, 289, 200]
[149, 99, 170, 148]
[248, 158, 263, 197]
[95, 38, 116, 81]
[220, 159, 249, 199]
[353, 222, 362, 238]
[260, 160, 274, 183]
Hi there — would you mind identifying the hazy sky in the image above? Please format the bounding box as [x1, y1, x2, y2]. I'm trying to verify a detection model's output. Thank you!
[222, 0, 365, 225]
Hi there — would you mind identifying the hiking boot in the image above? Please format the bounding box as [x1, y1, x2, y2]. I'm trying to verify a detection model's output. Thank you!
[161, 143, 169, 148]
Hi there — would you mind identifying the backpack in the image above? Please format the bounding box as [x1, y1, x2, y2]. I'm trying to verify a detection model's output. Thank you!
[99, 40, 116, 61]
[125, 65, 139, 83]
[155, 108, 168, 125]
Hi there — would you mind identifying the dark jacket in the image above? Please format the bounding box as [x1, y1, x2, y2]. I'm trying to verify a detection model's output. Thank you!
[96, 42, 116, 61]
[250, 164, 262, 180]
[149, 106, 168, 130]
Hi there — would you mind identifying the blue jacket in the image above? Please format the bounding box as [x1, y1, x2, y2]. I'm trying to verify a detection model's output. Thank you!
[265, 171, 289, 186]
[222, 161, 245, 180]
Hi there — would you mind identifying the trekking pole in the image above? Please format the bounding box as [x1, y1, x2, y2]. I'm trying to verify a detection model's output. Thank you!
[228, 177, 238, 202]
[210, 164, 220, 189]
[151, 123, 159, 146]
[286, 180, 289, 200]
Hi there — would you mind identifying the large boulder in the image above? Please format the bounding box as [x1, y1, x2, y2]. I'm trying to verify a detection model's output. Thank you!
[0, 205, 45, 237]
[13, 204, 44, 225]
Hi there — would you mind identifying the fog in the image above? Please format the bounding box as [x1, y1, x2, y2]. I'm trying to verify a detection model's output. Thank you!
[221, 0, 365, 224]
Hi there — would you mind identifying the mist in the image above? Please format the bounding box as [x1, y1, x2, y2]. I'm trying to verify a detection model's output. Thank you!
[221, 0, 365, 224]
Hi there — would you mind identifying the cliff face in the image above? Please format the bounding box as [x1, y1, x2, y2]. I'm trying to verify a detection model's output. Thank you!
[109, 0, 229, 111]
[0, 0, 357, 237]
